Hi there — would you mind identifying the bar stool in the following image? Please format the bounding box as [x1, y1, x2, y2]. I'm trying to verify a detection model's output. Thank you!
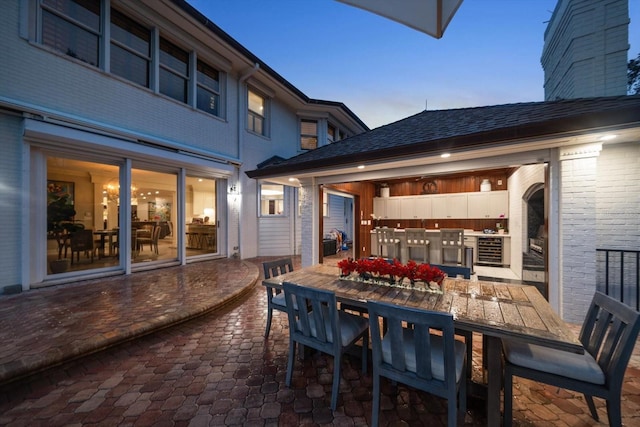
[405, 228, 430, 263]
[375, 228, 400, 259]
[440, 228, 464, 265]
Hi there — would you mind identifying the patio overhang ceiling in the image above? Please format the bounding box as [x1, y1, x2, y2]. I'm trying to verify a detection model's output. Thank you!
[336, 0, 464, 38]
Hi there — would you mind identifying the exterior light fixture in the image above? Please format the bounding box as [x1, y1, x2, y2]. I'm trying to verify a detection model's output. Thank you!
[357, 165, 365, 169]
[441, 153, 451, 158]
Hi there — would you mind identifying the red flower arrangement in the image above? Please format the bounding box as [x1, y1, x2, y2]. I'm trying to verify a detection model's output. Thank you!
[337, 257, 445, 288]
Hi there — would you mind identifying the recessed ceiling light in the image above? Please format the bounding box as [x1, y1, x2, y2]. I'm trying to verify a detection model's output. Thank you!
[441, 153, 451, 158]
[288, 177, 297, 182]
[357, 165, 365, 169]
[598, 134, 617, 141]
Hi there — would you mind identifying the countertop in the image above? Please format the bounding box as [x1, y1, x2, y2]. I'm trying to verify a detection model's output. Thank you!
[371, 228, 509, 237]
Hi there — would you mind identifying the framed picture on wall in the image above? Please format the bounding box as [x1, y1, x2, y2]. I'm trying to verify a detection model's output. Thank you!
[47, 180, 74, 205]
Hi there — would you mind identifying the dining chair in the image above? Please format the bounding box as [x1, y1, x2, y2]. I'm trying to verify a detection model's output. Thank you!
[282, 282, 369, 411]
[136, 226, 156, 252]
[366, 300, 467, 427]
[404, 228, 429, 263]
[502, 291, 640, 427]
[262, 258, 294, 338]
[69, 229, 94, 264]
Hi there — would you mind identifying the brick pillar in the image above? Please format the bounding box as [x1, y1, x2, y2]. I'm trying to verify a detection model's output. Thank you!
[559, 151, 599, 323]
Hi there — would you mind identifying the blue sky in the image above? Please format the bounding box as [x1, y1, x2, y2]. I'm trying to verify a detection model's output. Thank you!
[187, 0, 639, 129]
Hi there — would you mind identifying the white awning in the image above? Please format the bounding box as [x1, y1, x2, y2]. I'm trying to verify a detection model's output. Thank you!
[336, 0, 463, 39]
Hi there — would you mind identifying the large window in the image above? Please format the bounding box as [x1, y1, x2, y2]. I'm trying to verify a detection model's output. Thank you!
[260, 184, 284, 216]
[300, 119, 318, 150]
[196, 60, 220, 116]
[159, 37, 189, 103]
[41, 0, 101, 66]
[248, 89, 267, 136]
[110, 8, 150, 87]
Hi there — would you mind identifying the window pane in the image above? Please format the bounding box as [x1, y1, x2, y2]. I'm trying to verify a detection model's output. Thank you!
[110, 43, 149, 86]
[248, 111, 263, 135]
[186, 176, 218, 255]
[42, 9, 99, 66]
[300, 119, 318, 150]
[43, 0, 100, 31]
[197, 86, 219, 116]
[110, 9, 150, 55]
[131, 169, 178, 264]
[47, 156, 120, 275]
[160, 38, 188, 76]
[160, 67, 187, 103]
[260, 184, 284, 216]
[248, 90, 264, 114]
[197, 61, 219, 92]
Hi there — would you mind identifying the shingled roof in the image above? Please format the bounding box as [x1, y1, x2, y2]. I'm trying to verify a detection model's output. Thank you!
[247, 95, 640, 179]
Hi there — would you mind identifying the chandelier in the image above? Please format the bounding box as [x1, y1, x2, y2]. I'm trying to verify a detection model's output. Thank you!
[103, 180, 137, 204]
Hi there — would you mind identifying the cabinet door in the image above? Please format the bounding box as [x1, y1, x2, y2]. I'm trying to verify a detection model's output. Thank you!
[373, 198, 386, 219]
[385, 197, 401, 219]
[448, 194, 468, 218]
[467, 193, 491, 218]
[431, 195, 448, 218]
[487, 191, 508, 218]
[415, 196, 432, 219]
[399, 197, 415, 219]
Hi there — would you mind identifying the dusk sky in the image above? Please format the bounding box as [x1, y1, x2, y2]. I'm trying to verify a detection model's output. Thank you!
[187, 0, 639, 129]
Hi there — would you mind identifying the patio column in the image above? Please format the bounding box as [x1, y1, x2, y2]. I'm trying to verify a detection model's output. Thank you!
[299, 178, 319, 267]
[558, 144, 602, 323]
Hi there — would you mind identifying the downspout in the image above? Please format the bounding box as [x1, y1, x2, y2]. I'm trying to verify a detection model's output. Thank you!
[236, 63, 259, 258]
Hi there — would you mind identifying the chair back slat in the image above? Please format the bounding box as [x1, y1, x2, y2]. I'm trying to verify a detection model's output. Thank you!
[263, 258, 294, 279]
[367, 300, 456, 385]
[283, 282, 339, 353]
[579, 292, 640, 388]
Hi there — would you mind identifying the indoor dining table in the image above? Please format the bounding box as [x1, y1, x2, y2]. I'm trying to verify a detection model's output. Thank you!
[262, 263, 583, 426]
[93, 229, 118, 258]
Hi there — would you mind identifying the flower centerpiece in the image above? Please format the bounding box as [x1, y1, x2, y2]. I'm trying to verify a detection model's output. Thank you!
[338, 257, 446, 293]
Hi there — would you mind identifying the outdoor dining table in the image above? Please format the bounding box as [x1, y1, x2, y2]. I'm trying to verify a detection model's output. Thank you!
[262, 263, 583, 426]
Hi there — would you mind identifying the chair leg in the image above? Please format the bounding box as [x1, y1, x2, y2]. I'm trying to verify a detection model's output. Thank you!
[605, 395, 621, 427]
[371, 373, 381, 427]
[286, 337, 296, 387]
[584, 394, 599, 421]
[361, 334, 369, 373]
[331, 353, 342, 410]
[459, 357, 467, 416]
[503, 367, 513, 427]
[264, 307, 273, 338]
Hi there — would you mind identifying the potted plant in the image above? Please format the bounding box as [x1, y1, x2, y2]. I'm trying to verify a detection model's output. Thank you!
[47, 194, 84, 273]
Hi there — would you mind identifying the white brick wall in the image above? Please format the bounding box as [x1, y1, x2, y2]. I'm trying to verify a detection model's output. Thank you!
[560, 156, 598, 322]
[542, 0, 629, 100]
[300, 184, 315, 266]
[0, 114, 24, 289]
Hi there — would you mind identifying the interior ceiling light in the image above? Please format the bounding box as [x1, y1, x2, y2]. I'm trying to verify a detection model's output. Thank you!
[357, 165, 365, 169]
[441, 153, 451, 158]
[288, 177, 296, 182]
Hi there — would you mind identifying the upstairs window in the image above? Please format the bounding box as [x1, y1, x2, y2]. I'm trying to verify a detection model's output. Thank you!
[110, 9, 150, 87]
[300, 119, 318, 150]
[327, 123, 336, 144]
[159, 37, 189, 103]
[248, 89, 267, 136]
[196, 60, 221, 117]
[41, 0, 101, 66]
[260, 184, 284, 216]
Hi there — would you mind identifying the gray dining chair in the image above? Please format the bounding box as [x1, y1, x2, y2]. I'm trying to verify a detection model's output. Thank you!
[262, 258, 294, 338]
[367, 300, 467, 427]
[282, 282, 369, 411]
[375, 227, 400, 259]
[502, 291, 640, 427]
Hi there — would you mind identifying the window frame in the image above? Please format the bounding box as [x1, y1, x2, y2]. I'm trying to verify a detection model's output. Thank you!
[159, 36, 189, 104]
[247, 88, 268, 137]
[300, 118, 318, 150]
[196, 59, 221, 117]
[109, 7, 151, 87]
[259, 183, 285, 217]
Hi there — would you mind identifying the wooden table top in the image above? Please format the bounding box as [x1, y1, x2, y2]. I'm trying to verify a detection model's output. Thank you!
[263, 264, 583, 354]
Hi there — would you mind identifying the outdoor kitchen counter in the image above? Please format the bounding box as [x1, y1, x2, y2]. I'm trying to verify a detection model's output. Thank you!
[370, 228, 510, 265]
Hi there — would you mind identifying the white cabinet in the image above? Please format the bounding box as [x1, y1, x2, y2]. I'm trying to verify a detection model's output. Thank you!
[373, 197, 401, 219]
[399, 196, 432, 219]
[431, 193, 468, 219]
[467, 191, 508, 219]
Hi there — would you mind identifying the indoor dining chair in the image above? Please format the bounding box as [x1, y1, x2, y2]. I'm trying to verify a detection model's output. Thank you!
[502, 291, 640, 427]
[262, 258, 294, 338]
[282, 282, 369, 411]
[367, 300, 467, 427]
